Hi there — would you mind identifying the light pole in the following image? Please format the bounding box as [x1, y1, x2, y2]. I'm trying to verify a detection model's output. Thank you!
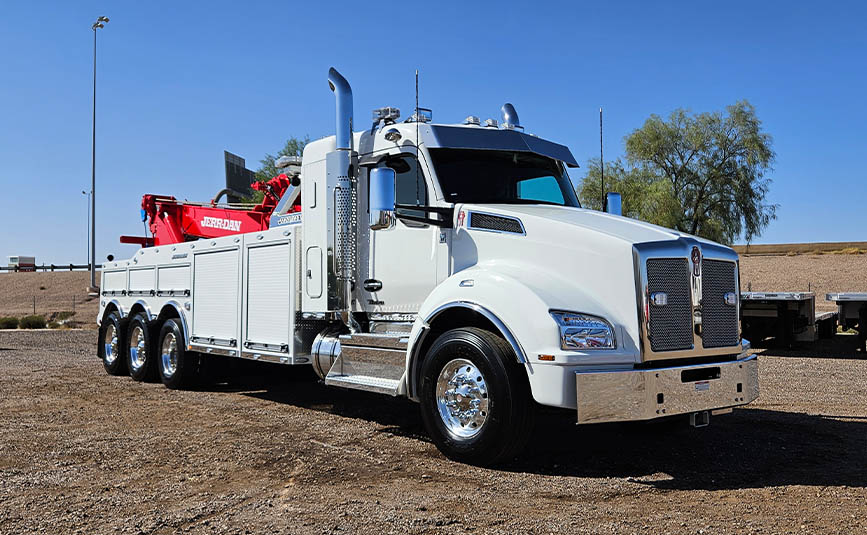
[81, 190, 91, 268]
[89, 15, 109, 291]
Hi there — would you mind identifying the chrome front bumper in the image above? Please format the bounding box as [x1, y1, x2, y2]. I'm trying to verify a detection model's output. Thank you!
[575, 354, 758, 424]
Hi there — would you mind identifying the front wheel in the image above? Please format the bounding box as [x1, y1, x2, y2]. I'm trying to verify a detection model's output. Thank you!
[419, 327, 535, 466]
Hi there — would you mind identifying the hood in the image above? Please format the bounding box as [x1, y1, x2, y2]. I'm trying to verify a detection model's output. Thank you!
[468, 204, 724, 248]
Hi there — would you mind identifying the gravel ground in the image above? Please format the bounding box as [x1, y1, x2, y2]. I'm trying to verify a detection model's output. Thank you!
[739, 254, 867, 312]
[0, 329, 865, 534]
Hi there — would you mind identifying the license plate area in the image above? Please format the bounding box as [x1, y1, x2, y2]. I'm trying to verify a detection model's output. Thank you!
[681, 366, 720, 383]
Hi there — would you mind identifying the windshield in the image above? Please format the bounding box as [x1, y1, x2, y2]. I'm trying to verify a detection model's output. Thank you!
[429, 149, 580, 207]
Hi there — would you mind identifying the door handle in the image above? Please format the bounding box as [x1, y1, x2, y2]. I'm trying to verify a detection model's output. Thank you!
[363, 279, 382, 292]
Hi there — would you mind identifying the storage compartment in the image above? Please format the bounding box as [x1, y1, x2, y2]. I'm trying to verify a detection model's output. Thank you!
[157, 264, 190, 296]
[244, 242, 292, 352]
[128, 268, 155, 295]
[191, 248, 240, 346]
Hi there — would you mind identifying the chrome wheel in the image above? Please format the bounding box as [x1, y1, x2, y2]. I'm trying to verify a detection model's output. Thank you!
[160, 332, 178, 379]
[104, 323, 118, 364]
[129, 325, 147, 371]
[435, 358, 490, 439]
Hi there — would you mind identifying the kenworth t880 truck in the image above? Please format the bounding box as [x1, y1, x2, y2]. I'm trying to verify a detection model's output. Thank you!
[96, 68, 758, 465]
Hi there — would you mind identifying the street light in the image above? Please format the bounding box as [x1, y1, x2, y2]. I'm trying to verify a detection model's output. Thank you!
[89, 15, 109, 292]
[81, 190, 91, 268]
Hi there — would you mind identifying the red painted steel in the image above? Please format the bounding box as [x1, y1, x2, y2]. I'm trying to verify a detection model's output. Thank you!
[121, 174, 300, 246]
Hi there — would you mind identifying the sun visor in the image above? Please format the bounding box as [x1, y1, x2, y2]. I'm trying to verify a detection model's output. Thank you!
[426, 125, 579, 167]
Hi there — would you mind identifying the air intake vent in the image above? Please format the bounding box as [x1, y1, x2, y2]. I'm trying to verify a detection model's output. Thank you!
[468, 212, 524, 234]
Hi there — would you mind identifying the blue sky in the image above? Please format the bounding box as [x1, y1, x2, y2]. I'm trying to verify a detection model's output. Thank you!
[1, 1, 865, 264]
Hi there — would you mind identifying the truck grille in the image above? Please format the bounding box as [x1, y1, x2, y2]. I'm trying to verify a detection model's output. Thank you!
[701, 259, 739, 348]
[646, 258, 693, 351]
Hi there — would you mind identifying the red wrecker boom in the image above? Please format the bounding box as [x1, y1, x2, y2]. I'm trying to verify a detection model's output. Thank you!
[120, 174, 300, 247]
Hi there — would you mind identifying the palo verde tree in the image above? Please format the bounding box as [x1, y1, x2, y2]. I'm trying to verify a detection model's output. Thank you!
[245, 136, 310, 203]
[579, 101, 777, 244]
[577, 158, 680, 230]
[623, 100, 777, 244]
[255, 136, 310, 183]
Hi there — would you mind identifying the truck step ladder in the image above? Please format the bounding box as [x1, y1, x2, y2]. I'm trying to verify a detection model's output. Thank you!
[324, 332, 408, 395]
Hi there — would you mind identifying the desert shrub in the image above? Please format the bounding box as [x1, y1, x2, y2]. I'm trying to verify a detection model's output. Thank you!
[19, 315, 46, 329]
[0, 317, 18, 329]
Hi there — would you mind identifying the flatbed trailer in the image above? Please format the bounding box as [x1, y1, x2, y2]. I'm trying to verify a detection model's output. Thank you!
[826, 293, 867, 352]
[740, 292, 837, 346]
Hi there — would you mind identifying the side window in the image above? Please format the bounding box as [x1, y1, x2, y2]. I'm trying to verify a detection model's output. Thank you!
[385, 155, 427, 223]
[388, 155, 427, 207]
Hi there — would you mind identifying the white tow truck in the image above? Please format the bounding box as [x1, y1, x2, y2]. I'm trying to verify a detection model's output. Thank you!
[96, 68, 758, 464]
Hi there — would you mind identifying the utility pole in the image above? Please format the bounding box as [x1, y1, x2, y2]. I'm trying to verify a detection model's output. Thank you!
[89, 15, 109, 292]
[81, 190, 91, 268]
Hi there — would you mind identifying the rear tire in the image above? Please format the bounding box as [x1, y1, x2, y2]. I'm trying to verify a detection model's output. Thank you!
[157, 318, 197, 389]
[127, 313, 156, 382]
[99, 311, 127, 376]
[419, 327, 535, 466]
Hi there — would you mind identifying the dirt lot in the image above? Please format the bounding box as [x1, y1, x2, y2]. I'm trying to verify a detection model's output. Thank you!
[739, 254, 867, 312]
[0, 271, 98, 325]
[0, 255, 865, 534]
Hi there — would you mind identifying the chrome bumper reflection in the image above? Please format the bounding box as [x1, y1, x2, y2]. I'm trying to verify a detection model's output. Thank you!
[575, 354, 758, 424]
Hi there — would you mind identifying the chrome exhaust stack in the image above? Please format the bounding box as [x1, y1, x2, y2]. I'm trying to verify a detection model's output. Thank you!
[327, 67, 359, 333]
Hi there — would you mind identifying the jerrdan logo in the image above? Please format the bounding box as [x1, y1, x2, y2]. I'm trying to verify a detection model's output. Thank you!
[201, 217, 241, 232]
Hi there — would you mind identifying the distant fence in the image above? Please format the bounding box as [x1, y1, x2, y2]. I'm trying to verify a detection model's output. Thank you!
[733, 242, 867, 256]
[1, 264, 102, 273]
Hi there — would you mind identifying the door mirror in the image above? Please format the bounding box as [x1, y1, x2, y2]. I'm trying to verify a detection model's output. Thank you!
[369, 167, 396, 230]
[605, 192, 622, 216]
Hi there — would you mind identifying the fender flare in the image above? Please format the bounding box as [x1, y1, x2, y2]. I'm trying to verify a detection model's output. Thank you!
[129, 299, 155, 321]
[99, 299, 126, 326]
[160, 300, 191, 345]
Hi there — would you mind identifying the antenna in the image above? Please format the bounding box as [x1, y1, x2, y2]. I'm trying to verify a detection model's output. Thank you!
[415, 69, 421, 206]
[600, 107, 604, 211]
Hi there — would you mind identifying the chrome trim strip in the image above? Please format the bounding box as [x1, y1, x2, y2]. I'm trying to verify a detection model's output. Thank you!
[406, 301, 526, 401]
[162, 300, 190, 346]
[189, 343, 238, 357]
[424, 301, 527, 363]
[131, 299, 155, 321]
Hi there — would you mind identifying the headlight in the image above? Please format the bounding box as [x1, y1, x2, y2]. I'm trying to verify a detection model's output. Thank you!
[550, 310, 616, 350]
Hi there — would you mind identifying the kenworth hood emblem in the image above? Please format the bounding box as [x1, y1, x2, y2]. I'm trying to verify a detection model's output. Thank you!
[691, 246, 702, 277]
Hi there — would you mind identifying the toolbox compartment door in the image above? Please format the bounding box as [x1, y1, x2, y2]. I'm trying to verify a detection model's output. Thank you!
[192, 248, 241, 346]
[244, 240, 293, 352]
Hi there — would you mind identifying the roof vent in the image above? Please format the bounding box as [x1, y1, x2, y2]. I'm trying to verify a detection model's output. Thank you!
[464, 115, 480, 126]
[484, 118, 498, 128]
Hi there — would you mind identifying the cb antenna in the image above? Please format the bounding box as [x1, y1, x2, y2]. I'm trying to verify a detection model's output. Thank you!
[415, 69, 421, 206]
[600, 106, 604, 211]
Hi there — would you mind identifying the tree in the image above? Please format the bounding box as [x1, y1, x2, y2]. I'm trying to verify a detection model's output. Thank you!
[255, 136, 310, 183]
[623, 101, 777, 244]
[245, 136, 310, 203]
[577, 158, 679, 228]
